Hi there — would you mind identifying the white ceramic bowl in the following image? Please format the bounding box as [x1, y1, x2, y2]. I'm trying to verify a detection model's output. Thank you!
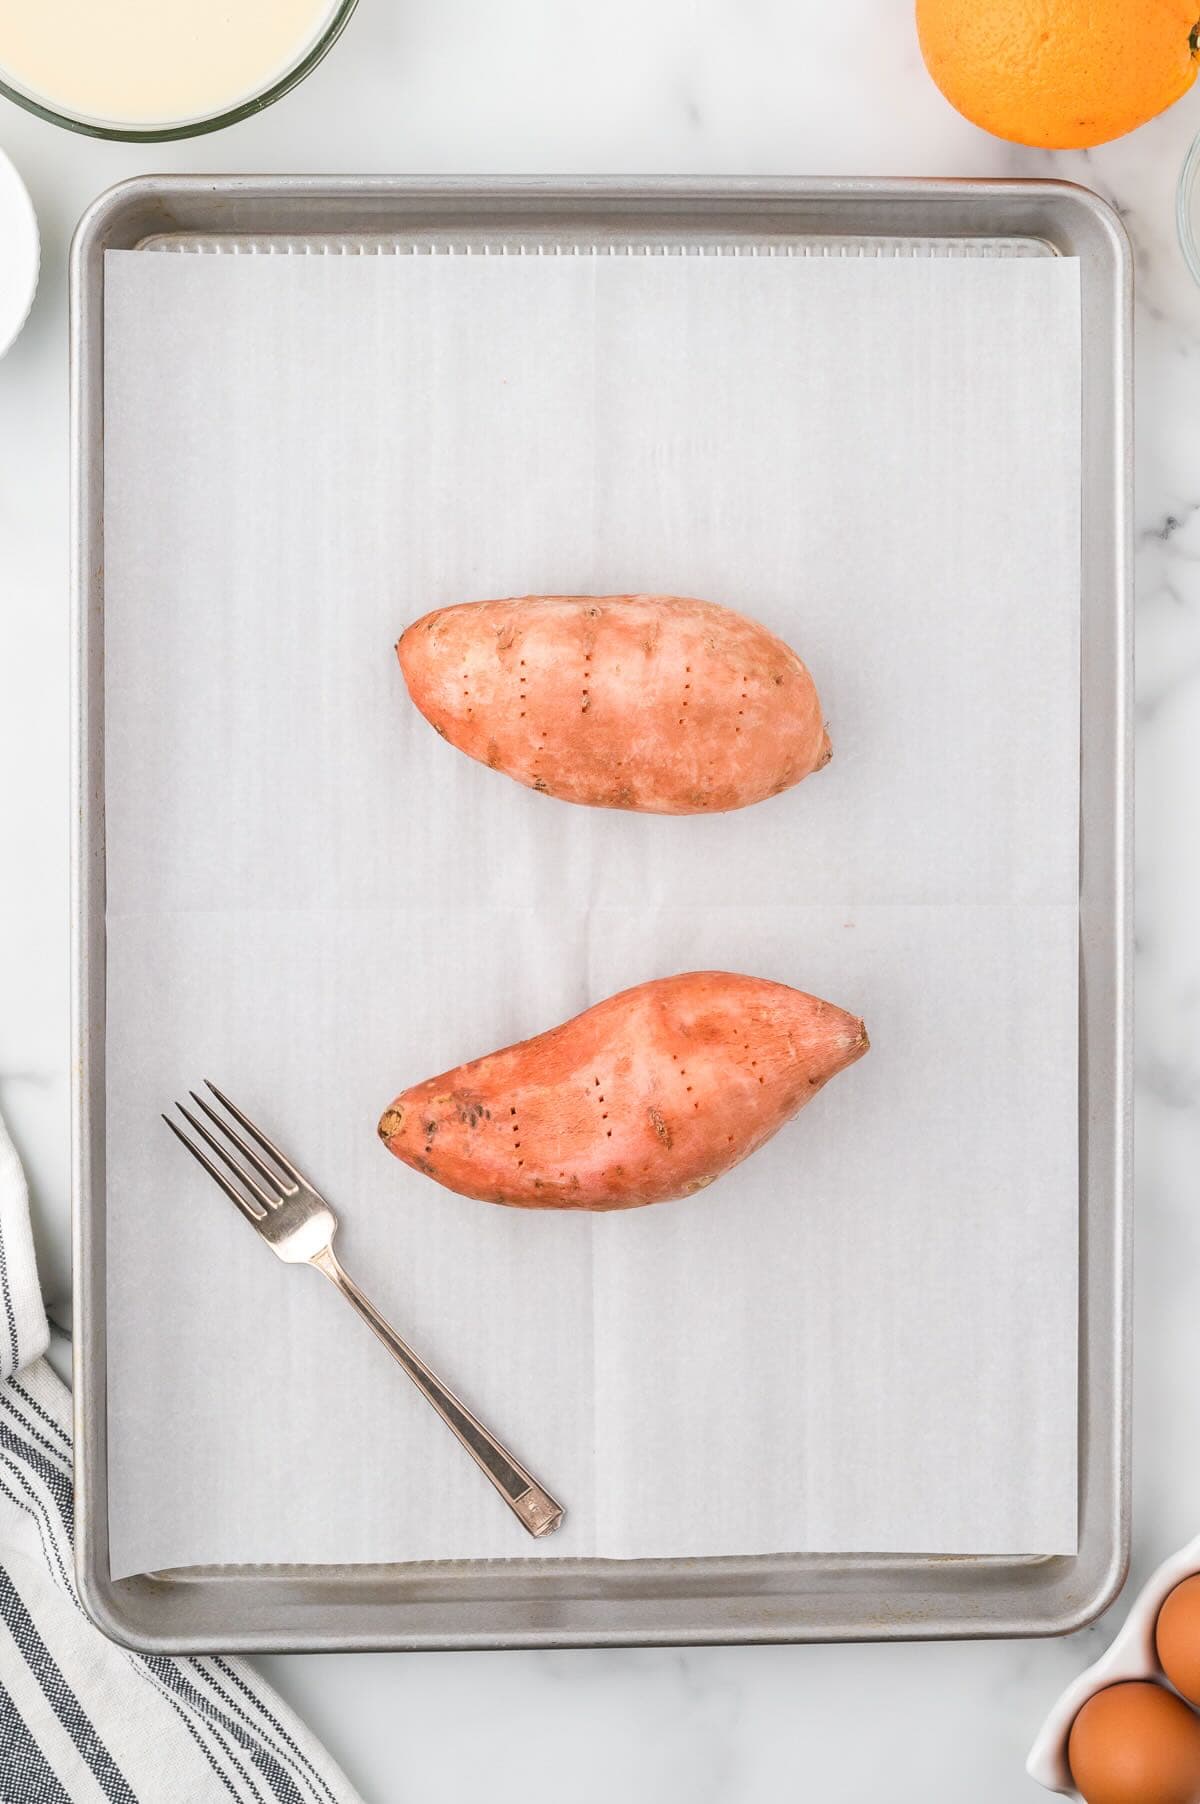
[0, 146, 38, 358]
[1028, 1531, 1200, 1795]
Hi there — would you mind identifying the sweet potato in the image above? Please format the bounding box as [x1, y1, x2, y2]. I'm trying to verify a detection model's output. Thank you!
[396, 594, 830, 814]
[377, 972, 868, 1210]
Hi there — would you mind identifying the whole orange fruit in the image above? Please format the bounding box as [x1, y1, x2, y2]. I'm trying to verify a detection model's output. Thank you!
[916, 0, 1200, 148]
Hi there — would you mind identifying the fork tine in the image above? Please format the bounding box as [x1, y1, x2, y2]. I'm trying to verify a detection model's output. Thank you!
[189, 1091, 290, 1198]
[163, 1115, 264, 1223]
[175, 1102, 277, 1213]
[202, 1080, 305, 1186]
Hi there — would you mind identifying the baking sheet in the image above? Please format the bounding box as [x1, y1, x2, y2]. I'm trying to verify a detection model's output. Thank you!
[101, 245, 1081, 1578]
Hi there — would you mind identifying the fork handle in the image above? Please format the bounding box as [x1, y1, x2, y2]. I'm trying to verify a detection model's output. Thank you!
[310, 1246, 564, 1539]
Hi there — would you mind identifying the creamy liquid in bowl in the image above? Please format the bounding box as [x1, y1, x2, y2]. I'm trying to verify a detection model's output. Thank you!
[0, 0, 342, 129]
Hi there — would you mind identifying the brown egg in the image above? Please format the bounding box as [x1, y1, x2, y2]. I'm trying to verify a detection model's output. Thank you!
[1068, 1681, 1200, 1804]
[1159, 1575, 1200, 1707]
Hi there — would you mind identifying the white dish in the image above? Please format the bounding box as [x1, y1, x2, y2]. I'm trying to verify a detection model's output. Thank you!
[0, 147, 38, 358]
[1028, 1531, 1200, 1794]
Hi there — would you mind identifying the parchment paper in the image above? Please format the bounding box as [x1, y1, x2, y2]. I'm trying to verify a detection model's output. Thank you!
[102, 244, 1081, 1576]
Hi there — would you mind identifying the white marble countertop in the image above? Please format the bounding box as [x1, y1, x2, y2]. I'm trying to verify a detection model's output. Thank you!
[2, 1, 1198, 1796]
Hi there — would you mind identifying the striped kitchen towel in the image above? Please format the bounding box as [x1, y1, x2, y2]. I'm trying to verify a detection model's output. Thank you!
[0, 1109, 366, 1804]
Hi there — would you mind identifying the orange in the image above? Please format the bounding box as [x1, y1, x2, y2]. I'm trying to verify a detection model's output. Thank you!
[916, 0, 1200, 148]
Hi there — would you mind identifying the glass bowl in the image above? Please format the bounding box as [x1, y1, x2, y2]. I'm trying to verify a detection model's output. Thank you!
[1178, 126, 1200, 284]
[0, 0, 359, 142]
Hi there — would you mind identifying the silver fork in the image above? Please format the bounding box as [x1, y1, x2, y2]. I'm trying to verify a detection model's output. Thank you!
[164, 1081, 564, 1540]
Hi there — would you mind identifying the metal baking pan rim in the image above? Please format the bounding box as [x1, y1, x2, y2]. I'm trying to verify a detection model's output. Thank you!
[70, 174, 1130, 1652]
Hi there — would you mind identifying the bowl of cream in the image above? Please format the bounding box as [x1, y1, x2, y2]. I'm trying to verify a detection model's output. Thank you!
[0, 0, 358, 140]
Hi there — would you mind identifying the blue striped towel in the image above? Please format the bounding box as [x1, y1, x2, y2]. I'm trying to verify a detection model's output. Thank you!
[0, 1110, 365, 1804]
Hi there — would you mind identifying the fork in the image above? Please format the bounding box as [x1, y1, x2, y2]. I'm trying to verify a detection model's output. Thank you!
[164, 1081, 564, 1539]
